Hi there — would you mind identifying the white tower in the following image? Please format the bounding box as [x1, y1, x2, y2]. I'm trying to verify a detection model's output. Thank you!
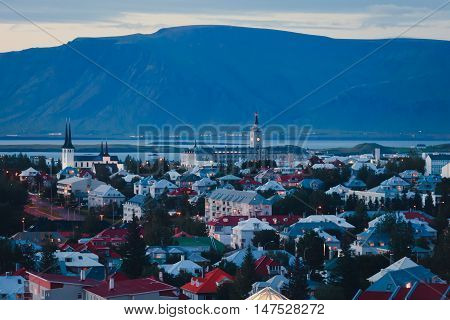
[61, 120, 75, 169]
[249, 112, 262, 149]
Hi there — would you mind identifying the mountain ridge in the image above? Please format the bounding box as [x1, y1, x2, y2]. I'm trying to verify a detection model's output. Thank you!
[0, 25, 449, 136]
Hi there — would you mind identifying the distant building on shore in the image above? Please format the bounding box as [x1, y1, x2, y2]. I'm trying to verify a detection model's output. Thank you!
[180, 113, 304, 167]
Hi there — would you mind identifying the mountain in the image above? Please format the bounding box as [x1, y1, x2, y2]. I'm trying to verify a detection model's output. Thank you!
[0, 25, 449, 136]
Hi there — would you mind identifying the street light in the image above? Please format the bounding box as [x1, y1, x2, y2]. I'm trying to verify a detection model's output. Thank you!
[22, 217, 25, 232]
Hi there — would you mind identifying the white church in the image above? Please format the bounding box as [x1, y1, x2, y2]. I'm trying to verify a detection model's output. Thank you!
[61, 120, 120, 169]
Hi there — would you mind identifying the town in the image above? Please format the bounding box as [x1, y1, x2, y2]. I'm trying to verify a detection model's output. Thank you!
[0, 115, 449, 301]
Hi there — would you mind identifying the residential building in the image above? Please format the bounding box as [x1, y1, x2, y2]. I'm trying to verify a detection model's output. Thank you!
[57, 177, 105, 198]
[425, 154, 450, 176]
[181, 268, 234, 300]
[231, 218, 275, 249]
[149, 179, 177, 198]
[27, 272, 100, 300]
[84, 277, 179, 300]
[87, 185, 125, 209]
[0, 274, 27, 300]
[205, 189, 272, 221]
[160, 256, 203, 276]
[123, 194, 147, 222]
[192, 177, 216, 194]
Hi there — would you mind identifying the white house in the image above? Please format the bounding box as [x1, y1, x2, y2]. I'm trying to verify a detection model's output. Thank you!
[133, 176, 156, 195]
[425, 154, 450, 176]
[231, 218, 275, 249]
[205, 189, 272, 221]
[192, 177, 216, 194]
[57, 177, 105, 198]
[149, 179, 177, 198]
[160, 256, 203, 276]
[87, 185, 125, 209]
[256, 180, 286, 196]
[441, 162, 450, 178]
[123, 194, 147, 222]
[19, 167, 39, 182]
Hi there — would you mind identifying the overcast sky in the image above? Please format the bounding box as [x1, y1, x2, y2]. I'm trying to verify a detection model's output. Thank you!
[0, 0, 449, 52]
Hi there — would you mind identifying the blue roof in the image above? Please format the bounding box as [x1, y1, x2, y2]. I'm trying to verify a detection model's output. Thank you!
[127, 194, 146, 206]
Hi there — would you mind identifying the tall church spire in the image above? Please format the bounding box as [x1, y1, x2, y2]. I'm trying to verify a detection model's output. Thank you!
[99, 141, 104, 156]
[104, 140, 109, 156]
[62, 119, 74, 149]
[254, 112, 259, 126]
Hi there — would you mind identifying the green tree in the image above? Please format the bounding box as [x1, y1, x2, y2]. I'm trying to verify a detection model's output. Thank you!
[40, 240, 59, 273]
[236, 246, 257, 297]
[376, 213, 414, 260]
[216, 281, 242, 299]
[121, 217, 147, 278]
[286, 256, 308, 299]
[297, 230, 325, 271]
[252, 230, 280, 249]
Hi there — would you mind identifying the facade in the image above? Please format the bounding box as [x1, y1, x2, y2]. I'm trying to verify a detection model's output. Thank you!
[231, 218, 275, 249]
[205, 189, 272, 221]
[57, 177, 105, 198]
[87, 185, 125, 209]
[0, 274, 27, 300]
[27, 272, 100, 300]
[425, 154, 450, 176]
[123, 194, 146, 222]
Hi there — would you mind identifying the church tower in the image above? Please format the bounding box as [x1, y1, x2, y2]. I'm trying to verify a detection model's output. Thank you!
[61, 119, 75, 169]
[249, 112, 262, 149]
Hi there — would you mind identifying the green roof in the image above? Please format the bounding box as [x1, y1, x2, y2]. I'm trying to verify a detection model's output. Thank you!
[173, 236, 225, 253]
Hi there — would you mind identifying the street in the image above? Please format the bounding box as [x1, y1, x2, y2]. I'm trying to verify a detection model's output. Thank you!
[25, 193, 85, 221]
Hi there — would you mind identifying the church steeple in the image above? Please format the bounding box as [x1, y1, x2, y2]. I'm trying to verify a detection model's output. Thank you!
[254, 112, 259, 126]
[104, 140, 110, 156]
[99, 141, 104, 156]
[62, 119, 74, 149]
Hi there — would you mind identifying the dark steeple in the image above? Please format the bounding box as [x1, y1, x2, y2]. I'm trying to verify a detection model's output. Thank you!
[99, 141, 104, 156]
[104, 140, 110, 156]
[62, 119, 74, 149]
[254, 112, 259, 126]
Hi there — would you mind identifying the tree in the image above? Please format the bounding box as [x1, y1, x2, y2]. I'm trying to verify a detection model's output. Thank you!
[218, 260, 238, 276]
[424, 192, 435, 215]
[430, 229, 450, 281]
[286, 256, 308, 299]
[40, 240, 59, 273]
[236, 246, 257, 297]
[376, 213, 414, 260]
[143, 207, 173, 246]
[252, 230, 280, 249]
[346, 201, 369, 233]
[121, 217, 147, 278]
[330, 248, 360, 299]
[216, 281, 242, 300]
[296, 230, 325, 271]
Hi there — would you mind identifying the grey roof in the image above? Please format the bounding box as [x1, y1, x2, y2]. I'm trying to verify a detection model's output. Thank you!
[207, 189, 271, 205]
[127, 194, 146, 206]
[367, 266, 439, 291]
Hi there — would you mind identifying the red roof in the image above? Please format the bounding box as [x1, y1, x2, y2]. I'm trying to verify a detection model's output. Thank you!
[357, 291, 392, 300]
[238, 177, 261, 185]
[254, 256, 282, 277]
[408, 283, 449, 300]
[277, 174, 303, 183]
[85, 277, 177, 299]
[173, 231, 193, 238]
[181, 268, 234, 295]
[403, 212, 433, 224]
[168, 187, 198, 196]
[359, 283, 449, 300]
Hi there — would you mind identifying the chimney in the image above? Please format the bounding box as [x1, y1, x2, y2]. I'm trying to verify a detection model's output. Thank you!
[158, 271, 164, 282]
[15, 263, 21, 272]
[80, 269, 86, 281]
[180, 255, 185, 261]
[109, 277, 115, 290]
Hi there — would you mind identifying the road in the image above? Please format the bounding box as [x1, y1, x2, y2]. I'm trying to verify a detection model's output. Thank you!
[25, 194, 85, 221]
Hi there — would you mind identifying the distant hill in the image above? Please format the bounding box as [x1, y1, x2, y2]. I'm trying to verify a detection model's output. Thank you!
[0, 25, 449, 136]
